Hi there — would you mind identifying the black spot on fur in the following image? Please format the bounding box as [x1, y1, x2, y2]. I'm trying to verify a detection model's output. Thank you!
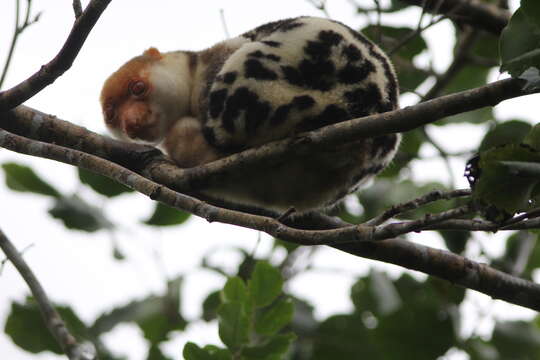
[202, 126, 218, 147]
[209, 89, 228, 118]
[223, 72, 237, 84]
[293, 95, 315, 110]
[262, 40, 281, 47]
[346, 27, 374, 50]
[305, 40, 332, 61]
[266, 54, 281, 62]
[280, 21, 304, 32]
[342, 44, 362, 61]
[298, 59, 335, 91]
[249, 50, 265, 58]
[222, 87, 271, 134]
[338, 61, 375, 84]
[244, 59, 278, 80]
[304, 30, 343, 62]
[248, 51, 281, 62]
[245, 101, 271, 135]
[344, 83, 383, 118]
[270, 104, 292, 125]
[297, 104, 348, 132]
[366, 48, 398, 108]
[319, 30, 343, 46]
[242, 18, 301, 40]
[281, 65, 304, 87]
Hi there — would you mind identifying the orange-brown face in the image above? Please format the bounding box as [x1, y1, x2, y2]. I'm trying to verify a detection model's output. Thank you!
[100, 48, 163, 143]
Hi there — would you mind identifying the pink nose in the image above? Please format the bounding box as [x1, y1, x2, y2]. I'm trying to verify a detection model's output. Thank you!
[121, 104, 159, 142]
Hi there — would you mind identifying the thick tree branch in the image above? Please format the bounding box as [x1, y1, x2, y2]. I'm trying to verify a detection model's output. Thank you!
[0, 0, 111, 111]
[2, 127, 540, 310]
[1, 78, 534, 197]
[399, 0, 510, 35]
[0, 228, 95, 360]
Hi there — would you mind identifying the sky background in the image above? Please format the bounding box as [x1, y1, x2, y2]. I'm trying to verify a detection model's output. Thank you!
[1, 1, 538, 359]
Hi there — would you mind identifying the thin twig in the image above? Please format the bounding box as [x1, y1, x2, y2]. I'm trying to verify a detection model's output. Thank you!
[0, 0, 112, 111]
[388, 9, 448, 56]
[373, 204, 474, 240]
[366, 189, 471, 226]
[423, 27, 479, 101]
[421, 127, 456, 187]
[0, 0, 41, 89]
[219, 9, 230, 39]
[73, 0, 83, 18]
[0, 228, 95, 360]
[500, 207, 540, 230]
[0, 243, 33, 274]
[305, 0, 330, 18]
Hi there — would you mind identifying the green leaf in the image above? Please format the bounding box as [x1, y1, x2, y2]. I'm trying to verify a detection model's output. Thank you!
[242, 333, 296, 360]
[362, 25, 429, 92]
[183, 342, 212, 360]
[363, 25, 427, 60]
[248, 261, 283, 308]
[273, 238, 300, 254]
[351, 270, 401, 316]
[322, 273, 458, 360]
[2, 162, 60, 197]
[217, 302, 250, 351]
[439, 230, 470, 254]
[48, 195, 113, 232]
[147, 344, 174, 360]
[137, 278, 186, 344]
[379, 129, 424, 178]
[491, 321, 540, 359]
[182, 343, 232, 360]
[500, 7, 540, 77]
[202, 345, 232, 360]
[221, 277, 248, 304]
[522, 0, 540, 29]
[5, 298, 88, 354]
[437, 66, 492, 125]
[465, 338, 499, 360]
[523, 123, 540, 150]
[255, 298, 294, 336]
[91, 278, 186, 342]
[78, 168, 133, 197]
[470, 144, 540, 216]
[143, 203, 191, 226]
[479, 120, 532, 151]
[202, 290, 221, 322]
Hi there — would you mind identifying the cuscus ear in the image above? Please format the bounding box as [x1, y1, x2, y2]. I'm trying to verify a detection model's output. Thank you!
[143, 47, 162, 59]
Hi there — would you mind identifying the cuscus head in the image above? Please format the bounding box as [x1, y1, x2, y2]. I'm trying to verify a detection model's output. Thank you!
[100, 47, 191, 144]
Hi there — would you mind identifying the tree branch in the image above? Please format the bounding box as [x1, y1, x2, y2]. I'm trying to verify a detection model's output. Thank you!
[1, 78, 533, 198]
[2, 126, 540, 310]
[0, 0, 111, 111]
[398, 0, 510, 35]
[0, 228, 95, 360]
[365, 189, 471, 226]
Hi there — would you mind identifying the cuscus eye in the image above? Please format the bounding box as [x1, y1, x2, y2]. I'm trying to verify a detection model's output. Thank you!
[129, 80, 147, 96]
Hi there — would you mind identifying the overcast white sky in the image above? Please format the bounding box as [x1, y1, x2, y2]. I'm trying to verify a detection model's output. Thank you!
[1, 1, 538, 359]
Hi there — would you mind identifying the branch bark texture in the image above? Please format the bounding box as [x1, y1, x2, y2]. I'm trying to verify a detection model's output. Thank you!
[0, 228, 95, 359]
